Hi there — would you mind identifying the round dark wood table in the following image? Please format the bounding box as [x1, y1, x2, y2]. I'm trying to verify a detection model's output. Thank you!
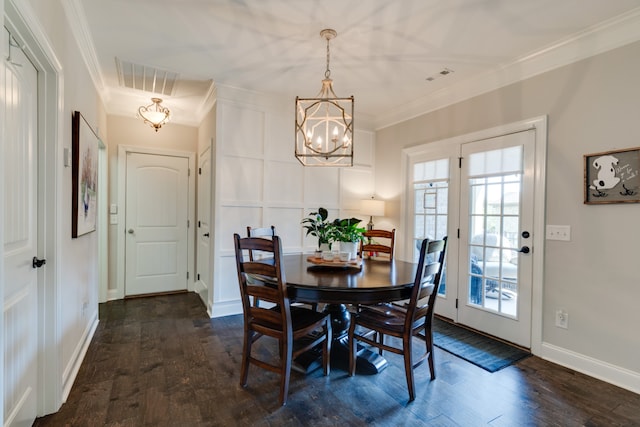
[282, 254, 418, 374]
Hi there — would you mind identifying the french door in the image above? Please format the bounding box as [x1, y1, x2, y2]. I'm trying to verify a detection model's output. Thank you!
[458, 131, 535, 348]
[409, 126, 538, 348]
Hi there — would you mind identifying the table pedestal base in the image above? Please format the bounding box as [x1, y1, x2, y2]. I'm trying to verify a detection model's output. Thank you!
[293, 304, 388, 375]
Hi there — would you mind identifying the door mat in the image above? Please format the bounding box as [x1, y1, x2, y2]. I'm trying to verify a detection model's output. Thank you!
[432, 317, 531, 373]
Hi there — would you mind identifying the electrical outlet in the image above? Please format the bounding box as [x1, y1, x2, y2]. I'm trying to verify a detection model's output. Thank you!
[546, 225, 571, 241]
[555, 309, 568, 329]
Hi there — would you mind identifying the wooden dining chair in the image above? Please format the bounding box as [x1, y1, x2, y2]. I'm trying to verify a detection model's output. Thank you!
[360, 228, 396, 260]
[348, 236, 447, 402]
[246, 225, 276, 261]
[233, 233, 331, 406]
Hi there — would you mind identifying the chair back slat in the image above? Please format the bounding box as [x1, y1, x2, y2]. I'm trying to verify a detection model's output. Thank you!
[360, 228, 396, 260]
[246, 226, 276, 261]
[404, 237, 447, 329]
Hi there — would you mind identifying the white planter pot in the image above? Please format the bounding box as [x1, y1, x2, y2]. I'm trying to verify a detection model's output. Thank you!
[319, 243, 331, 253]
[339, 241, 358, 260]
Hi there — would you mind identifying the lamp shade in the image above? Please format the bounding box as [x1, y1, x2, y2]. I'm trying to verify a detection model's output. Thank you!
[360, 199, 385, 217]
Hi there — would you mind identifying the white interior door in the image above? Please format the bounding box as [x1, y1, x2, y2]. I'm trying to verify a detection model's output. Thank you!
[3, 28, 39, 427]
[458, 130, 535, 348]
[196, 146, 211, 301]
[125, 152, 189, 296]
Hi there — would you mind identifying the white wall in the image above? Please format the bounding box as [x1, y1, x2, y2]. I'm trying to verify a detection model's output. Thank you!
[376, 40, 640, 393]
[204, 85, 376, 317]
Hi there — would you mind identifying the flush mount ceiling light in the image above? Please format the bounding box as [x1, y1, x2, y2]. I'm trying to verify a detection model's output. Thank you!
[295, 29, 354, 167]
[138, 97, 170, 132]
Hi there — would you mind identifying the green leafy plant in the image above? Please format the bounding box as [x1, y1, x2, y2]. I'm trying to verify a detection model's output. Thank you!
[331, 217, 366, 243]
[301, 207, 333, 250]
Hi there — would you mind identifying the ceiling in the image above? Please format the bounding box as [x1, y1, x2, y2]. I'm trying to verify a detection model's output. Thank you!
[71, 0, 640, 129]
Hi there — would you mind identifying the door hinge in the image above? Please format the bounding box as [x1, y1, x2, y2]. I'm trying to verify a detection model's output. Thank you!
[188, 168, 191, 176]
[458, 157, 462, 168]
[198, 167, 202, 175]
[457, 228, 460, 239]
[455, 298, 458, 309]
[198, 220, 201, 228]
[187, 272, 190, 280]
[187, 220, 190, 228]
[197, 273, 200, 281]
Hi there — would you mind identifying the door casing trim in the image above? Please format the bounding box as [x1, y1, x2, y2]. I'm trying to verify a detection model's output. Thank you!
[401, 115, 547, 354]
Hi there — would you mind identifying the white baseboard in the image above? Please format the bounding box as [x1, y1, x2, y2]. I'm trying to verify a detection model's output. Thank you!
[540, 342, 640, 395]
[208, 299, 242, 318]
[61, 312, 99, 402]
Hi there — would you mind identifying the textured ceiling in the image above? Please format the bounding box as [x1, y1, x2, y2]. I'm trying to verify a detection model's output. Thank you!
[72, 0, 640, 128]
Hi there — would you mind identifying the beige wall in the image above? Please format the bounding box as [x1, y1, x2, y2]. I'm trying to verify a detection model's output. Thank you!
[105, 115, 198, 297]
[376, 40, 640, 386]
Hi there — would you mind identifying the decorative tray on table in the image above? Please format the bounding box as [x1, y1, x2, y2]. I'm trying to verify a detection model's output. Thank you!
[306, 255, 363, 271]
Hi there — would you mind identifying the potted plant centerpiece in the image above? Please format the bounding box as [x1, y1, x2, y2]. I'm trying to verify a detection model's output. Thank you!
[301, 207, 333, 256]
[331, 217, 366, 260]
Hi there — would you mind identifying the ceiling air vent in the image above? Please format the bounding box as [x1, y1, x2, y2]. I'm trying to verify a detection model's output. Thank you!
[116, 58, 177, 96]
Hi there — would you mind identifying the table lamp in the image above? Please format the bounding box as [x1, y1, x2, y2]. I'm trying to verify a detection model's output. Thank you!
[360, 198, 385, 230]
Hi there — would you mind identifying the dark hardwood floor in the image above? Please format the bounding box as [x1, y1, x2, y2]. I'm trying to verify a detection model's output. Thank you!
[34, 293, 640, 426]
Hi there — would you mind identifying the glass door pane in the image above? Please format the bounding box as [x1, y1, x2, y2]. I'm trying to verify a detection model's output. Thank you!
[413, 159, 448, 295]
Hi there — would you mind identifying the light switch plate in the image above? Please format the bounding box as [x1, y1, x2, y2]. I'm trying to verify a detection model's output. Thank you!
[546, 225, 571, 241]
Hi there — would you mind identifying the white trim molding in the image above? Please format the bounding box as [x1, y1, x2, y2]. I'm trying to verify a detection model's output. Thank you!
[540, 342, 640, 395]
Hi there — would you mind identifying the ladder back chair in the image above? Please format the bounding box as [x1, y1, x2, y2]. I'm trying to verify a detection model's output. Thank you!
[233, 233, 331, 406]
[246, 225, 276, 261]
[360, 228, 396, 260]
[348, 236, 447, 401]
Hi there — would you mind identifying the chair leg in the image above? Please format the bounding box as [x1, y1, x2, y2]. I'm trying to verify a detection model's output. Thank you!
[240, 327, 252, 387]
[323, 320, 332, 376]
[425, 328, 435, 380]
[348, 320, 357, 376]
[279, 339, 293, 406]
[378, 332, 384, 356]
[403, 334, 416, 402]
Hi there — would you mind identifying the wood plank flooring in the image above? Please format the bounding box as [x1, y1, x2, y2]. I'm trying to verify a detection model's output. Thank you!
[34, 293, 640, 426]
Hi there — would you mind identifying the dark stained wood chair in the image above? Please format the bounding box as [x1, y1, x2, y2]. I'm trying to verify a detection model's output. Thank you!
[360, 228, 396, 260]
[233, 233, 331, 406]
[246, 225, 276, 261]
[348, 236, 447, 402]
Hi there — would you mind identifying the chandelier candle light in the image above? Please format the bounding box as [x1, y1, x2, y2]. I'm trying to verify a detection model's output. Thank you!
[138, 97, 171, 132]
[295, 29, 354, 167]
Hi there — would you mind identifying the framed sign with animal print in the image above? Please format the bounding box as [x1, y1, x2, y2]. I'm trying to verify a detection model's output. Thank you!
[584, 147, 640, 204]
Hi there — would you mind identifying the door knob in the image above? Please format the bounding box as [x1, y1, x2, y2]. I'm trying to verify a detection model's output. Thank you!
[128, 228, 134, 234]
[518, 246, 530, 254]
[32, 257, 46, 268]
[203, 233, 210, 237]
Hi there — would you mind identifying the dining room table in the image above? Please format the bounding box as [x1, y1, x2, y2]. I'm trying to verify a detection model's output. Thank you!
[281, 253, 419, 374]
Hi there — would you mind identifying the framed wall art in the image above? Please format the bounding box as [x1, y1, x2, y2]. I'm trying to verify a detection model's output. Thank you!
[72, 111, 100, 237]
[584, 147, 640, 204]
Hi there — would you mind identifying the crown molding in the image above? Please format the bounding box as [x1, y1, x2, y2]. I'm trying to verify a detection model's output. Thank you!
[62, 0, 106, 94]
[374, 7, 640, 130]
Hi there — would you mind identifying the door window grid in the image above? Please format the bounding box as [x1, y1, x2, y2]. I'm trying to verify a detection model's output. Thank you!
[468, 174, 521, 317]
[413, 158, 449, 295]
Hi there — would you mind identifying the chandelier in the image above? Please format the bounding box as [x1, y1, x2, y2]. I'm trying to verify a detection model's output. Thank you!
[295, 29, 354, 167]
[138, 97, 170, 132]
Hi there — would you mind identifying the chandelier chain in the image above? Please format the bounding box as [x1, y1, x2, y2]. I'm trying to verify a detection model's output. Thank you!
[325, 35, 331, 79]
